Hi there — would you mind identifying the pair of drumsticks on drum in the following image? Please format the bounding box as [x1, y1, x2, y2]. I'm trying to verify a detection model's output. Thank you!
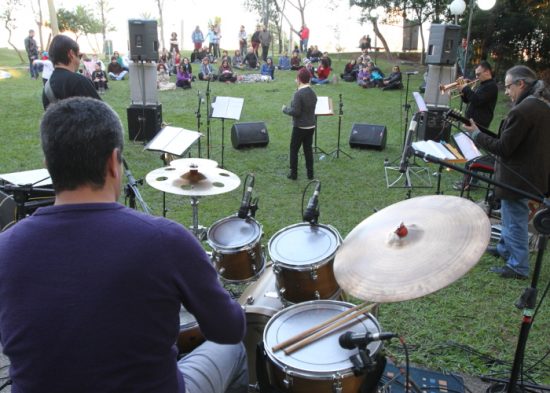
[271, 302, 378, 355]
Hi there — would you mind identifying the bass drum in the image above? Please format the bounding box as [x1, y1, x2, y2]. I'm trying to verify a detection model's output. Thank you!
[263, 300, 383, 393]
[269, 223, 342, 304]
[207, 216, 265, 283]
[0, 190, 16, 231]
[239, 264, 284, 385]
[177, 306, 205, 355]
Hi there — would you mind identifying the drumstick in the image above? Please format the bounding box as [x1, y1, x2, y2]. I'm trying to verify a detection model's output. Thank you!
[271, 302, 376, 352]
[282, 305, 375, 355]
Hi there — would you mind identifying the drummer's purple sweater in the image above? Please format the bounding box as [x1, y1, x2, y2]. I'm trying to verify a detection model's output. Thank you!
[0, 202, 245, 393]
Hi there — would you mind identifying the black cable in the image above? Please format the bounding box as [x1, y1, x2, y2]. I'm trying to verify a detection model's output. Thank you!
[0, 379, 12, 391]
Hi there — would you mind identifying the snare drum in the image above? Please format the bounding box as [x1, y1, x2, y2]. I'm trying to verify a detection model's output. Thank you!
[269, 224, 342, 303]
[177, 307, 205, 354]
[208, 216, 264, 282]
[263, 300, 383, 393]
[239, 265, 285, 385]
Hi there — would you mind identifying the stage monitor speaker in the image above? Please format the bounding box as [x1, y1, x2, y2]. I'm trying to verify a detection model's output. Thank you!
[128, 19, 159, 62]
[426, 24, 461, 65]
[129, 62, 158, 105]
[231, 122, 269, 149]
[127, 104, 162, 142]
[349, 123, 387, 150]
[417, 108, 451, 142]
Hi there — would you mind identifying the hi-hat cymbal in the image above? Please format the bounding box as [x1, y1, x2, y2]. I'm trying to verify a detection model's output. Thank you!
[170, 158, 218, 169]
[333, 195, 491, 303]
[146, 165, 240, 196]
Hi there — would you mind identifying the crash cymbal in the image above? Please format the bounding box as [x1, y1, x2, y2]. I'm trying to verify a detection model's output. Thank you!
[146, 165, 240, 196]
[170, 158, 218, 170]
[334, 195, 491, 303]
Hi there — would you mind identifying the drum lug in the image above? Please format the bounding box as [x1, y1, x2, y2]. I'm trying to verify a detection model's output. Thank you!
[273, 264, 281, 274]
[278, 287, 286, 296]
[211, 252, 220, 264]
[245, 295, 255, 305]
[283, 368, 293, 388]
[310, 269, 318, 281]
[333, 374, 343, 393]
[218, 267, 226, 275]
[314, 290, 320, 299]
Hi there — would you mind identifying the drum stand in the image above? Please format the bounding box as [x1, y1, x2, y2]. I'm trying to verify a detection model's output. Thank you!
[189, 196, 207, 241]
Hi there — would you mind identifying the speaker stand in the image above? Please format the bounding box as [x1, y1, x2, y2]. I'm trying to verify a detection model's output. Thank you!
[328, 94, 352, 159]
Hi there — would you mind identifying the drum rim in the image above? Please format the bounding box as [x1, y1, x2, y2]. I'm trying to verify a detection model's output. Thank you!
[207, 215, 263, 251]
[268, 223, 342, 267]
[0, 191, 16, 231]
[263, 300, 382, 378]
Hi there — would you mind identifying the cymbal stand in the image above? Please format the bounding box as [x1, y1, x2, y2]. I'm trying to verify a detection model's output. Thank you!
[206, 78, 212, 159]
[195, 90, 203, 158]
[329, 94, 352, 159]
[123, 158, 151, 215]
[189, 196, 207, 241]
[412, 149, 550, 393]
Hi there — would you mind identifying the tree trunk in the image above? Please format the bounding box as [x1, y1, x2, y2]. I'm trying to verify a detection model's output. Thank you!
[47, 0, 59, 35]
[31, 0, 45, 50]
[99, 0, 107, 55]
[4, 22, 26, 63]
[419, 22, 425, 65]
[156, 0, 166, 51]
[372, 18, 393, 62]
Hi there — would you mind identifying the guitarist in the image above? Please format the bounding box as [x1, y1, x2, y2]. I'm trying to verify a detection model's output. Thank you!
[453, 61, 498, 191]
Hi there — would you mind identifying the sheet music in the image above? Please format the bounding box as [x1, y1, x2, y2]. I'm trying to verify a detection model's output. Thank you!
[453, 132, 482, 160]
[412, 140, 455, 160]
[211, 96, 244, 120]
[145, 126, 201, 156]
[0, 168, 51, 186]
[315, 96, 333, 115]
[413, 92, 428, 112]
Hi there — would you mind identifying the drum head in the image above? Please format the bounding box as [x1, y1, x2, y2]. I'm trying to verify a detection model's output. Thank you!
[264, 300, 381, 375]
[268, 224, 341, 267]
[208, 216, 261, 250]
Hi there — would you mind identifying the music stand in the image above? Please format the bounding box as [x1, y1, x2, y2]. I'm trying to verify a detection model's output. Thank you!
[211, 96, 244, 168]
[145, 126, 202, 216]
[328, 94, 352, 159]
[313, 96, 333, 156]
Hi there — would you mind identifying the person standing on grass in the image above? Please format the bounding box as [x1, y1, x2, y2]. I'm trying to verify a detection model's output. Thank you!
[283, 68, 317, 180]
[42, 35, 100, 110]
[24, 29, 39, 79]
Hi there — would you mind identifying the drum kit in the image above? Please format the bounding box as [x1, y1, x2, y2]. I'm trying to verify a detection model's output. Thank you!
[145, 162, 491, 392]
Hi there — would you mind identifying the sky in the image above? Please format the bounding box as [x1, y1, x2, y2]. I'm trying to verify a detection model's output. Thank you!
[2, 0, 426, 56]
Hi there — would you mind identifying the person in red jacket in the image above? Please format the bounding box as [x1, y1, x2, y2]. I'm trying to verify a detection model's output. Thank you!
[311, 58, 331, 85]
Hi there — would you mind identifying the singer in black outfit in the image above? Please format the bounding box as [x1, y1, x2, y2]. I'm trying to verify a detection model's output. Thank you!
[283, 67, 318, 180]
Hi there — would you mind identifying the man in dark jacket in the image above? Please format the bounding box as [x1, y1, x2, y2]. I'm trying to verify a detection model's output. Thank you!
[24, 29, 39, 79]
[283, 67, 318, 180]
[465, 65, 550, 279]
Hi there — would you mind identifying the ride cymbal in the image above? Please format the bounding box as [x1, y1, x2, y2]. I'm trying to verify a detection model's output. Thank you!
[170, 158, 218, 170]
[334, 195, 491, 303]
[146, 165, 240, 196]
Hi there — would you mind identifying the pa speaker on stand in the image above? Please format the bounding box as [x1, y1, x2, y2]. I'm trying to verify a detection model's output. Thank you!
[128, 19, 159, 62]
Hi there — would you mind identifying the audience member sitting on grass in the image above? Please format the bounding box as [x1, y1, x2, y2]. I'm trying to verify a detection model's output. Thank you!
[341, 58, 358, 82]
[176, 61, 193, 89]
[381, 66, 403, 90]
[221, 50, 231, 65]
[368, 63, 385, 87]
[260, 58, 275, 80]
[357, 63, 371, 88]
[218, 59, 237, 83]
[91, 62, 108, 93]
[277, 52, 291, 70]
[232, 50, 244, 69]
[107, 56, 128, 80]
[311, 58, 331, 85]
[321, 52, 332, 68]
[290, 53, 302, 70]
[113, 51, 129, 71]
[157, 62, 176, 91]
[198, 57, 217, 81]
[303, 59, 315, 78]
[243, 47, 259, 70]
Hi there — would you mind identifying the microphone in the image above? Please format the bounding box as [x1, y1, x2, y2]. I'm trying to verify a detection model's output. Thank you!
[406, 71, 419, 75]
[399, 114, 418, 173]
[237, 176, 255, 219]
[122, 158, 138, 187]
[339, 331, 397, 349]
[303, 182, 320, 223]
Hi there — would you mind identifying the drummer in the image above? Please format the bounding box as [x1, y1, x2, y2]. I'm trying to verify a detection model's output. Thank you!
[0, 97, 248, 393]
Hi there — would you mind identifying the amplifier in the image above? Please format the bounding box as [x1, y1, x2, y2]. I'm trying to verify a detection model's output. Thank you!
[127, 104, 162, 142]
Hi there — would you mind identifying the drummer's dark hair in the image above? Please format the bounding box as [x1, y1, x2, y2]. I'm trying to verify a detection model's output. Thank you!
[41, 97, 124, 192]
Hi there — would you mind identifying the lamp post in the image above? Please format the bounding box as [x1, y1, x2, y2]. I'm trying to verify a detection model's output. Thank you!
[450, 0, 496, 78]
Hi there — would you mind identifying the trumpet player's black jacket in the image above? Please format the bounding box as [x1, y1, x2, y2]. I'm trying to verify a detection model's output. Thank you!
[461, 78, 498, 130]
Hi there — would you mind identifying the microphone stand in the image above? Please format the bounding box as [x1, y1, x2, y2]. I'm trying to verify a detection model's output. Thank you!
[411, 148, 550, 393]
[328, 93, 352, 159]
[123, 158, 151, 215]
[205, 78, 212, 159]
[195, 90, 203, 158]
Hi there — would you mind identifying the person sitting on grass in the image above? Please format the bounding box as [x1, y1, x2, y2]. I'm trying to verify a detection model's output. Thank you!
[277, 52, 291, 70]
[341, 58, 358, 82]
[260, 58, 275, 80]
[107, 56, 128, 81]
[157, 62, 176, 91]
[290, 52, 302, 71]
[218, 59, 237, 83]
[232, 50, 244, 70]
[176, 62, 192, 89]
[311, 58, 331, 85]
[91, 62, 108, 93]
[357, 63, 371, 88]
[243, 47, 259, 70]
[381, 65, 403, 90]
[198, 57, 217, 81]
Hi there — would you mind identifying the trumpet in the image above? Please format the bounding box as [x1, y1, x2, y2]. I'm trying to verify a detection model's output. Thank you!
[440, 77, 479, 95]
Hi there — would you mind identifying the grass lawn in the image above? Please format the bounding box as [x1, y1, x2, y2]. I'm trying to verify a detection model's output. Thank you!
[1, 47, 549, 385]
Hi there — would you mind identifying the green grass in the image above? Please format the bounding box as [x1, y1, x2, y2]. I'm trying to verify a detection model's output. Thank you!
[1, 49, 548, 385]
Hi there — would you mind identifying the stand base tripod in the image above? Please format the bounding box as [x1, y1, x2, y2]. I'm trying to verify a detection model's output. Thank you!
[384, 165, 432, 189]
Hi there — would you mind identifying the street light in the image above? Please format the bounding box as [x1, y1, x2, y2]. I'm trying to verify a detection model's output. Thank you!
[449, 0, 466, 24]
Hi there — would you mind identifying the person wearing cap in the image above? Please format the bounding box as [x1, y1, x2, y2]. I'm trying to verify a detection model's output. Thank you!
[282, 68, 318, 180]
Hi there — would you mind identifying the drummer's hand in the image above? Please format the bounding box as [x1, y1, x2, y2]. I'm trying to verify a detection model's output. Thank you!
[463, 118, 479, 134]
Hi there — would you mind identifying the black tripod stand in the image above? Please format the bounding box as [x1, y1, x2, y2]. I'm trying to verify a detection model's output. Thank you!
[195, 90, 203, 158]
[205, 78, 212, 159]
[329, 94, 352, 159]
[123, 158, 151, 215]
